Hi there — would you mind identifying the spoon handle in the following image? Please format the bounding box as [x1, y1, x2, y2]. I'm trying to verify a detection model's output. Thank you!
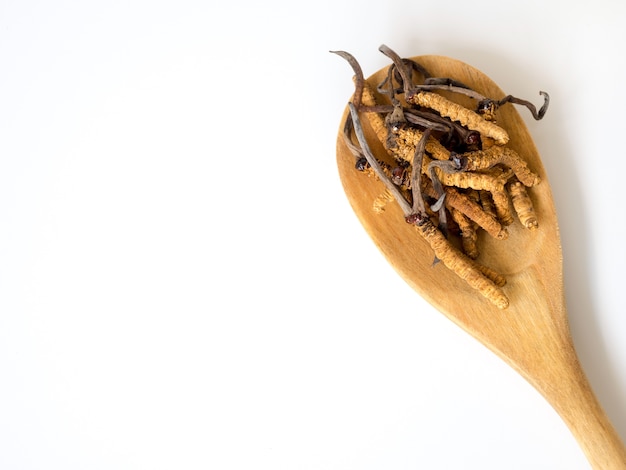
[536, 350, 626, 469]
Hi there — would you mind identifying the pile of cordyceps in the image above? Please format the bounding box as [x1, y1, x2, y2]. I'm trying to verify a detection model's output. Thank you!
[333, 45, 550, 309]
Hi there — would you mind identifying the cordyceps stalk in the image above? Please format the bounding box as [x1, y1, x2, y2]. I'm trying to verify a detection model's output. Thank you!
[508, 179, 539, 229]
[462, 146, 541, 187]
[390, 126, 451, 162]
[409, 90, 510, 145]
[450, 207, 479, 259]
[414, 218, 509, 309]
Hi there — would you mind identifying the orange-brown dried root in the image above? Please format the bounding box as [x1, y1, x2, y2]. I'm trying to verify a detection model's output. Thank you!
[489, 188, 514, 226]
[508, 179, 538, 229]
[426, 158, 514, 194]
[450, 208, 479, 259]
[463, 146, 540, 187]
[479, 190, 497, 218]
[422, 178, 507, 240]
[408, 91, 510, 145]
[428, 161, 515, 226]
[416, 218, 509, 309]
[474, 263, 507, 287]
[390, 126, 451, 162]
[358, 83, 422, 167]
[482, 167, 515, 225]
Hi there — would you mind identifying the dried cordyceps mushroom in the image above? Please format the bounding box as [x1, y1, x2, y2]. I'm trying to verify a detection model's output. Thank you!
[332, 45, 550, 308]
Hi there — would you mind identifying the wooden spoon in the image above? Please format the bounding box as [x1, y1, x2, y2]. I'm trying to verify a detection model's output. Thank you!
[335, 54, 626, 469]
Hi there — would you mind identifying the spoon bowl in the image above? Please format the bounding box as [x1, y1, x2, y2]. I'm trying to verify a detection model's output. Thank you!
[336, 54, 626, 469]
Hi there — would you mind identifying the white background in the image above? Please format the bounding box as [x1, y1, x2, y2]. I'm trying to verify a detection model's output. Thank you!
[1, 1, 625, 469]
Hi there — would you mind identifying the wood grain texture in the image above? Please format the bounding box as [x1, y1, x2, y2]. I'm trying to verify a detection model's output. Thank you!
[335, 55, 626, 469]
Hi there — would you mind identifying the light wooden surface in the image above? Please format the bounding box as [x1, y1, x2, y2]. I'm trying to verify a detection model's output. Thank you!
[336, 55, 626, 469]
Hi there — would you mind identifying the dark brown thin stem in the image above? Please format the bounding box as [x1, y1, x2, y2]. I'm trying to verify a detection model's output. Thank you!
[423, 77, 472, 89]
[426, 159, 460, 235]
[410, 128, 432, 215]
[413, 83, 487, 101]
[330, 50, 365, 108]
[404, 112, 451, 133]
[357, 103, 453, 133]
[428, 158, 466, 177]
[332, 49, 379, 167]
[407, 108, 480, 144]
[396, 58, 431, 81]
[499, 91, 550, 120]
[378, 45, 414, 96]
[377, 59, 431, 99]
[342, 112, 364, 160]
[376, 62, 399, 102]
[388, 59, 432, 91]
